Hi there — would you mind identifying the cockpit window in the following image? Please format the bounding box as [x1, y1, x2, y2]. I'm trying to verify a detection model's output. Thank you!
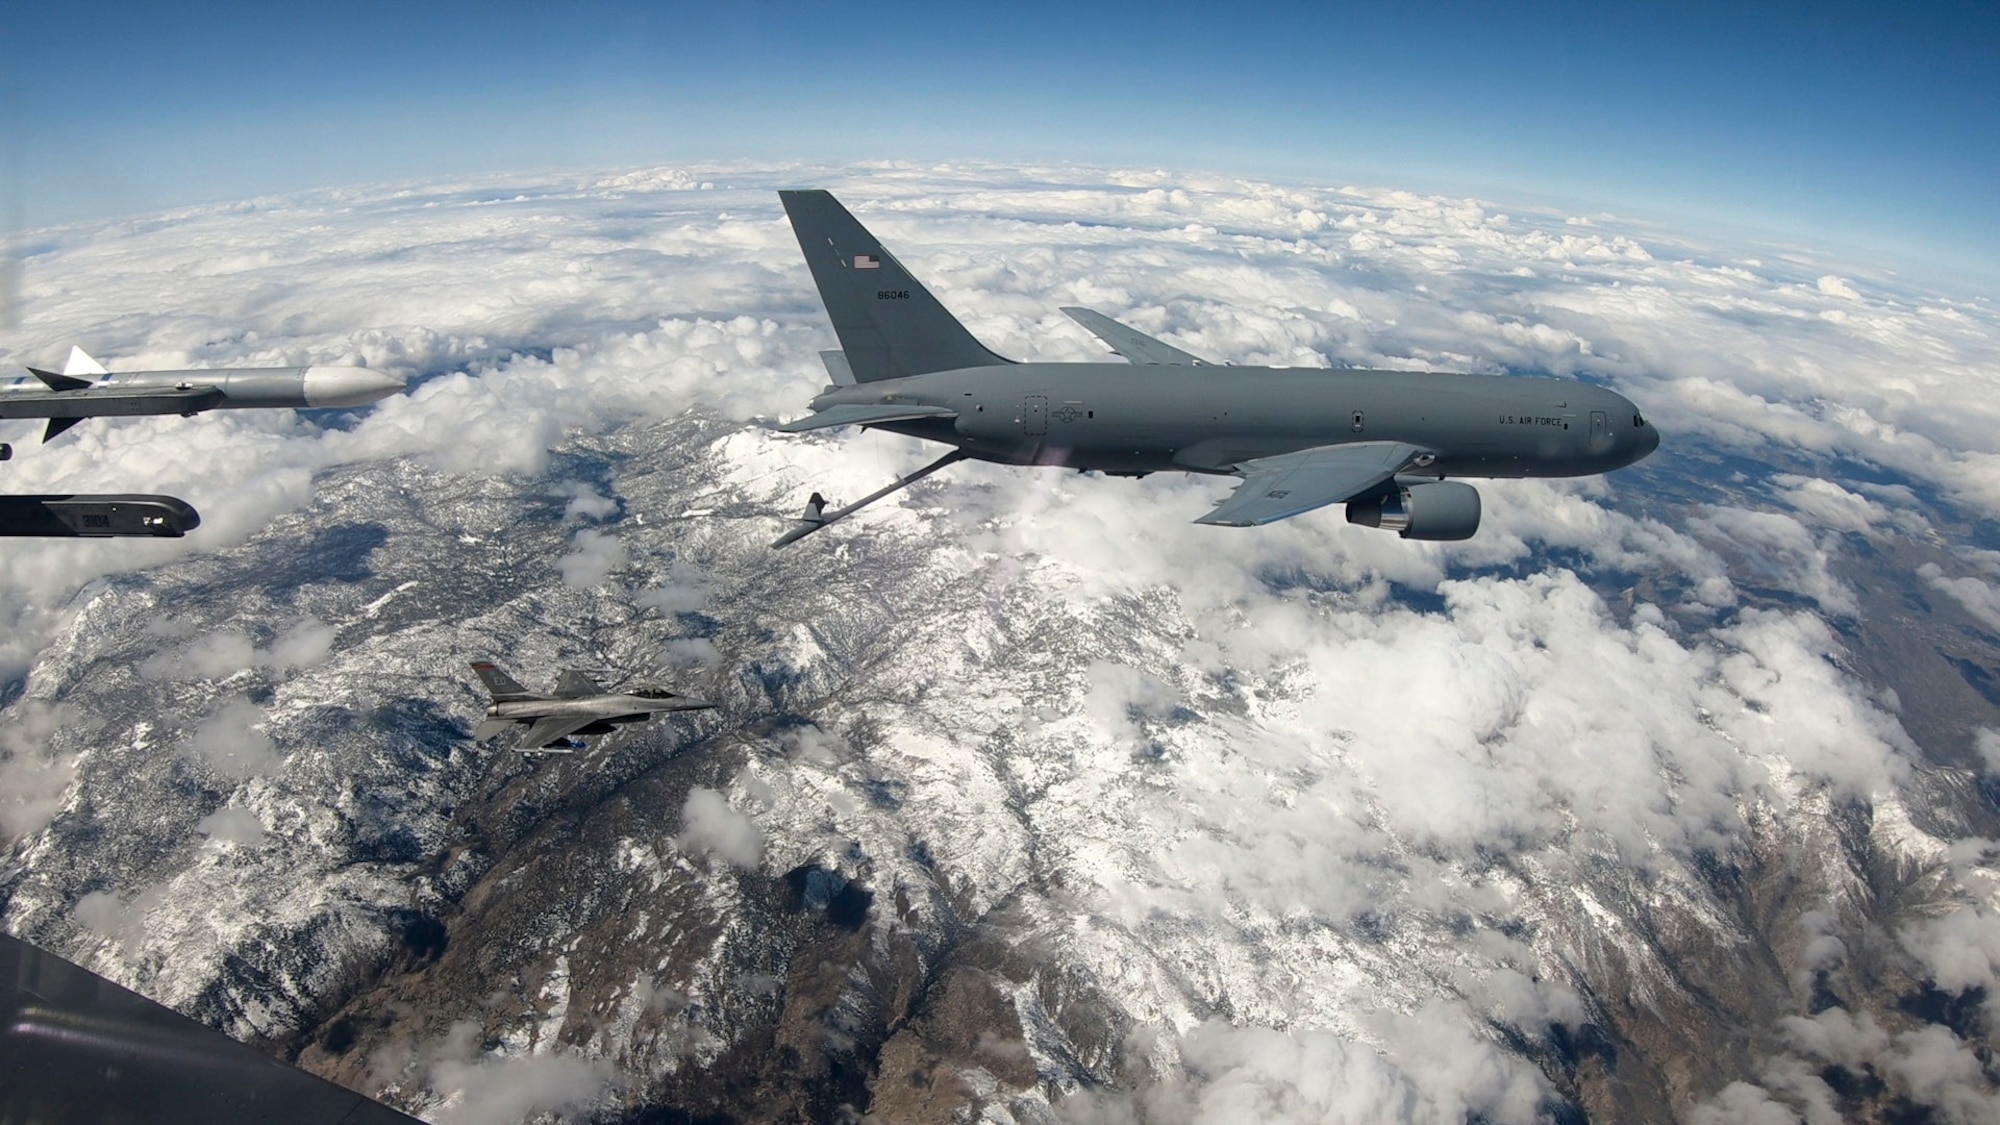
[1633, 413, 1645, 428]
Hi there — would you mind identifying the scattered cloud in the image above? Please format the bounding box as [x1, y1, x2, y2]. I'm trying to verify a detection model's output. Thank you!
[0, 701, 78, 840]
[554, 480, 618, 522]
[1061, 1011, 1546, 1125]
[139, 616, 338, 680]
[266, 617, 338, 669]
[1918, 563, 2000, 633]
[195, 805, 268, 847]
[637, 563, 711, 614]
[676, 787, 763, 869]
[74, 880, 172, 957]
[186, 697, 283, 779]
[557, 529, 625, 588]
[426, 1019, 620, 1124]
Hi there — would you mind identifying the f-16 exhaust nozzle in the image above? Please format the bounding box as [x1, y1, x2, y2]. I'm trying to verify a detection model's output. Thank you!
[302, 366, 407, 408]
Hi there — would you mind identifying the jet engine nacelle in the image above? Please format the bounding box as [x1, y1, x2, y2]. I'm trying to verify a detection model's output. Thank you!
[1346, 481, 1481, 541]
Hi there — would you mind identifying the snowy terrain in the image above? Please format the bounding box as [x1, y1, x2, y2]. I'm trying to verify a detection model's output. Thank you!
[3, 164, 1998, 1123]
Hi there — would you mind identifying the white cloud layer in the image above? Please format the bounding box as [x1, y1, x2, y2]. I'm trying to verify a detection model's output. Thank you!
[3, 162, 1997, 1121]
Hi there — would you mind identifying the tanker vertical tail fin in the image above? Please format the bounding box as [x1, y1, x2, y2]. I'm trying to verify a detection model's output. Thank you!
[779, 190, 1012, 382]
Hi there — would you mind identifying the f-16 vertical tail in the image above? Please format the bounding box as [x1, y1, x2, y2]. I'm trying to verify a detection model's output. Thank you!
[779, 190, 1012, 382]
[471, 661, 536, 702]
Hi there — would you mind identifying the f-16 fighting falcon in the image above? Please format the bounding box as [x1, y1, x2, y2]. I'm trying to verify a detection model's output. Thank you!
[0, 346, 406, 444]
[471, 662, 715, 753]
[770, 190, 1660, 546]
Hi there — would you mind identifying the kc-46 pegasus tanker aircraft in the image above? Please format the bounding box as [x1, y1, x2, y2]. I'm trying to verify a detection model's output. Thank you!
[772, 190, 1659, 546]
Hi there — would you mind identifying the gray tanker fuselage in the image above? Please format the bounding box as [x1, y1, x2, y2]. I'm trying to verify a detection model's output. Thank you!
[814, 363, 1656, 480]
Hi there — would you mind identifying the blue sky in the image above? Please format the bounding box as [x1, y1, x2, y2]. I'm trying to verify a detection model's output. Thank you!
[5, 1, 1997, 279]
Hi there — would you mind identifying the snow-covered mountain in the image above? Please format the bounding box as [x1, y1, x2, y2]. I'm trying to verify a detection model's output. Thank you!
[3, 164, 1997, 1123]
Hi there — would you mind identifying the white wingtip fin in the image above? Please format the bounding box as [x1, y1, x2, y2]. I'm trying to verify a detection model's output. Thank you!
[819, 350, 856, 386]
[62, 347, 110, 377]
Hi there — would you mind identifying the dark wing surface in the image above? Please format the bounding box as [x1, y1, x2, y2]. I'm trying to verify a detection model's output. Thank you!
[1195, 441, 1429, 527]
[0, 933, 421, 1124]
[517, 715, 596, 749]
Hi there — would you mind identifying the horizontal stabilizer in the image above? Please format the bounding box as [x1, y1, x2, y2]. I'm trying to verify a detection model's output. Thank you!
[1196, 441, 1429, 527]
[28, 367, 92, 392]
[776, 403, 958, 433]
[474, 718, 514, 741]
[1061, 307, 1211, 366]
[63, 347, 110, 378]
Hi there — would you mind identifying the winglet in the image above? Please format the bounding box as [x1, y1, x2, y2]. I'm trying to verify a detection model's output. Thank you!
[62, 347, 110, 378]
[819, 350, 857, 387]
[27, 367, 92, 392]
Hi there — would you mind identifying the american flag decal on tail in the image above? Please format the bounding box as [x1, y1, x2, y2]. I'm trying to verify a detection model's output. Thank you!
[853, 253, 880, 269]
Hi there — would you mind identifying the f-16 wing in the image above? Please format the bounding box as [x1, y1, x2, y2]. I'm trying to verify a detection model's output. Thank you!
[1195, 441, 1430, 527]
[777, 403, 958, 433]
[1061, 307, 1212, 366]
[516, 714, 597, 750]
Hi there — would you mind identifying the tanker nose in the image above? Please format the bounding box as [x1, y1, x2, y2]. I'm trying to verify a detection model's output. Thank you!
[302, 366, 406, 408]
[1636, 420, 1660, 460]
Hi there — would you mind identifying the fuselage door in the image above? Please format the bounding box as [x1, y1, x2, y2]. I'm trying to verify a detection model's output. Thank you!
[1023, 395, 1048, 436]
[1588, 410, 1610, 453]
